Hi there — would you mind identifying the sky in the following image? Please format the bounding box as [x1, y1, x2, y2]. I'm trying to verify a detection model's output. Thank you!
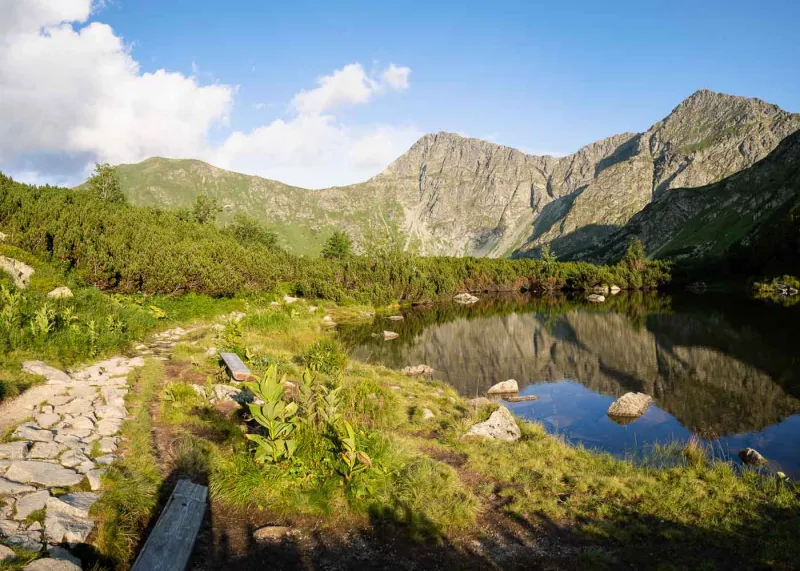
[1, 0, 799, 188]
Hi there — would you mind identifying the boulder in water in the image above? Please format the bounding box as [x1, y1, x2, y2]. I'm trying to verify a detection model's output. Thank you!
[592, 286, 609, 294]
[587, 294, 605, 303]
[454, 293, 479, 304]
[738, 448, 767, 466]
[372, 330, 399, 340]
[607, 392, 652, 418]
[487, 379, 519, 394]
[610, 285, 621, 295]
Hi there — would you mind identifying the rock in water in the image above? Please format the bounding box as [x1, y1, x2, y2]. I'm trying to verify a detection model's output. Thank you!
[587, 294, 606, 303]
[47, 287, 73, 299]
[462, 406, 521, 441]
[372, 330, 399, 340]
[401, 364, 434, 377]
[385, 315, 404, 321]
[607, 392, 653, 418]
[738, 448, 767, 466]
[592, 286, 610, 294]
[487, 379, 519, 394]
[454, 293, 479, 304]
[610, 285, 621, 294]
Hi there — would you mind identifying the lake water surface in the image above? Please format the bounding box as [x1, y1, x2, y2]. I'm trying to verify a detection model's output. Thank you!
[339, 292, 800, 476]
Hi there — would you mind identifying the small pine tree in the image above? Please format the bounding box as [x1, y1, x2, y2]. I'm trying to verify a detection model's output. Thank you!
[193, 194, 222, 224]
[321, 230, 353, 260]
[88, 163, 126, 204]
[622, 238, 647, 272]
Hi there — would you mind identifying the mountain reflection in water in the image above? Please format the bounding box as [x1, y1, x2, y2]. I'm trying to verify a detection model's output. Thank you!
[340, 293, 800, 476]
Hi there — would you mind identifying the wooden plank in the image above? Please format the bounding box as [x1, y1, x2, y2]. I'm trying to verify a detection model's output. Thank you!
[131, 480, 208, 571]
[220, 352, 251, 381]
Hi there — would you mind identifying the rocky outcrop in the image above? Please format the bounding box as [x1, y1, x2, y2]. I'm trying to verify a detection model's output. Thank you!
[462, 406, 521, 441]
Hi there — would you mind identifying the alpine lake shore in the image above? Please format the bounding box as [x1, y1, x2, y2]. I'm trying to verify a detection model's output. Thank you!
[2, 288, 798, 570]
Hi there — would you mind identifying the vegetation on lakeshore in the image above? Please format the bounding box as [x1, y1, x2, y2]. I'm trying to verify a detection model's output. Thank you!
[97, 301, 800, 570]
[0, 171, 670, 306]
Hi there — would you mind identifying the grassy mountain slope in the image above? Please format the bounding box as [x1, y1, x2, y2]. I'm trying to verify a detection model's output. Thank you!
[116, 90, 800, 260]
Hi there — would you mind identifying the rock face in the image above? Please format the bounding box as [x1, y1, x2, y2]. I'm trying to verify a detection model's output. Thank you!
[117, 90, 800, 260]
[463, 406, 521, 441]
[487, 379, 519, 394]
[607, 392, 653, 418]
[0, 256, 34, 288]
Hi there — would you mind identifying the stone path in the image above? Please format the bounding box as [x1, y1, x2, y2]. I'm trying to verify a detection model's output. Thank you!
[0, 326, 192, 570]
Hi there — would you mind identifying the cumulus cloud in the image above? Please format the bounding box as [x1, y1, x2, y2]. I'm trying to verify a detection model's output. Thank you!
[0, 1, 419, 188]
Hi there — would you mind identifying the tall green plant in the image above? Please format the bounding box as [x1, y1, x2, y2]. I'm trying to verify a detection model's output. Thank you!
[244, 365, 298, 463]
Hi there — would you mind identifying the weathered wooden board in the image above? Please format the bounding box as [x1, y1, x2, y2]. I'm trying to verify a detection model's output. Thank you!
[131, 480, 208, 571]
[220, 352, 251, 381]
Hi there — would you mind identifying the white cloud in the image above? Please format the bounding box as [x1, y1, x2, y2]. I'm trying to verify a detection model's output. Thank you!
[0, 2, 418, 188]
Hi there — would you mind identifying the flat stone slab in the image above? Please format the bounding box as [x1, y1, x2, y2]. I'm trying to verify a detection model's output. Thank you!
[0, 478, 36, 495]
[47, 493, 98, 519]
[22, 362, 70, 384]
[5, 461, 83, 487]
[59, 450, 90, 469]
[96, 418, 122, 436]
[0, 544, 15, 562]
[13, 424, 54, 443]
[53, 398, 93, 416]
[24, 557, 82, 571]
[29, 442, 61, 459]
[34, 414, 61, 430]
[5, 529, 42, 552]
[44, 509, 94, 545]
[95, 405, 126, 419]
[14, 490, 50, 520]
[86, 469, 105, 491]
[0, 441, 30, 460]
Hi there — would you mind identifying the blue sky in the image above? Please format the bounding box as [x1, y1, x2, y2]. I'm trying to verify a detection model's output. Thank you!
[2, 0, 799, 186]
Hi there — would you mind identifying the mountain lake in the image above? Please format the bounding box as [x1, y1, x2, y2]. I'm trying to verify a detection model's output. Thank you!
[339, 291, 800, 477]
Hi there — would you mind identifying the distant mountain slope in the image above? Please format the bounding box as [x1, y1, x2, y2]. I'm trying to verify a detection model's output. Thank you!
[116, 90, 800, 258]
[579, 129, 800, 267]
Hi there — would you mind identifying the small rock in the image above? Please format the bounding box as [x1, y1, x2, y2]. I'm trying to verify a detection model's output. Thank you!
[738, 448, 768, 467]
[592, 285, 610, 294]
[0, 544, 16, 562]
[372, 330, 399, 340]
[0, 256, 34, 289]
[607, 392, 653, 418]
[86, 469, 105, 491]
[283, 295, 299, 304]
[503, 395, 539, 403]
[587, 294, 605, 303]
[454, 293, 479, 304]
[47, 493, 98, 519]
[28, 442, 60, 459]
[96, 418, 122, 436]
[253, 525, 293, 542]
[24, 557, 82, 570]
[5, 529, 42, 552]
[462, 406, 521, 441]
[96, 438, 117, 454]
[211, 384, 251, 405]
[14, 490, 50, 521]
[47, 545, 82, 566]
[94, 454, 117, 466]
[40, 406, 54, 414]
[44, 510, 94, 545]
[47, 287, 73, 299]
[610, 285, 621, 295]
[401, 364, 434, 377]
[59, 450, 90, 469]
[487, 379, 519, 395]
[94, 405, 126, 419]
[34, 414, 61, 430]
[13, 424, 54, 443]
[421, 408, 435, 421]
[0, 442, 31, 460]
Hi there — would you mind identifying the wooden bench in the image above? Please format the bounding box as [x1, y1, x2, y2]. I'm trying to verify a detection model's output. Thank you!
[220, 352, 252, 381]
[131, 480, 208, 571]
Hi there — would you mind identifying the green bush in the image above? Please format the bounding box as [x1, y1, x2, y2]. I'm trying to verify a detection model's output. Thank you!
[300, 338, 348, 375]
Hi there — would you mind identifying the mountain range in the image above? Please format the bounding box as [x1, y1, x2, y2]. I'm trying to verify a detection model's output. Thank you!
[115, 89, 800, 263]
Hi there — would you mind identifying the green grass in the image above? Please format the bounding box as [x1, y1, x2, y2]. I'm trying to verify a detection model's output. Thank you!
[90, 359, 164, 570]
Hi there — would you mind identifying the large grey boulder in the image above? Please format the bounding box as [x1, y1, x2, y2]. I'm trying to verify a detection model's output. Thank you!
[462, 406, 521, 441]
[0, 256, 34, 288]
[5, 461, 83, 487]
[607, 392, 653, 418]
[487, 379, 519, 394]
[22, 362, 71, 384]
